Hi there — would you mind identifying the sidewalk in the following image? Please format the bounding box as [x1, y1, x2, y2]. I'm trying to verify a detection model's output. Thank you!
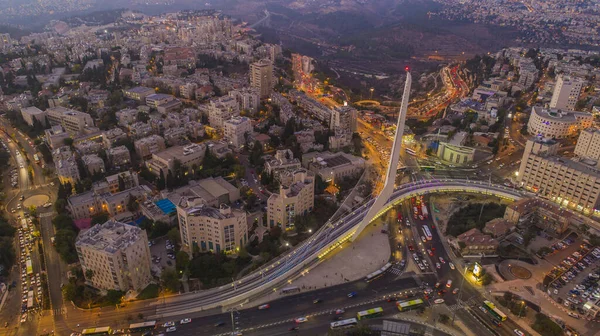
[248, 217, 391, 307]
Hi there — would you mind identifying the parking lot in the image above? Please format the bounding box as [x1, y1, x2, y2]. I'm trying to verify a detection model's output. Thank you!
[149, 236, 176, 276]
[546, 237, 600, 320]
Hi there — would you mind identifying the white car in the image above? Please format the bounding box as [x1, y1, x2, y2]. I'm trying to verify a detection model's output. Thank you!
[295, 317, 308, 323]
[166, 326, 177, 333]
[162, 321, 175, 328]
[513, 329, 525, 336]
[434, 299, 445, 304]
[449, 262, 455, 270]
[180, 318, 191, 324]
[421, 236, 426, 243]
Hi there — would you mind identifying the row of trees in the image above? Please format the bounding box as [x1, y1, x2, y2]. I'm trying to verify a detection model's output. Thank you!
[445, 202, 507, 237]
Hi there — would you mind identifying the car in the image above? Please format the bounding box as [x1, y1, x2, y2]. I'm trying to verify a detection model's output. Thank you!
[479, 306, 487, 313]
[434, 299, 445, 304]
[214, 321, 225, 327]
[313, 299, 322, 304]
[449, 262, 455, 270]
[436, 263, 441, 269]
[166, 327, 177, 333]
[452, 288, 460, 295]
[568, 312, 580, 319]
[295, 317, 308, 323]
[421, 236, 426, 243]
[439, 257, 445, 264]
[513, 329, 525, 336]
[162, 322, 175, 328]
[258, 304, 270, 310]
[491, 318, 501, 326]
[435, 282, 441, 288]
[427, 249, 433, 256]
[180, 318, 191, 324]
[347, 292, 357, 298]
[553, 289, 559, 295]
[335, 309, 345, 315]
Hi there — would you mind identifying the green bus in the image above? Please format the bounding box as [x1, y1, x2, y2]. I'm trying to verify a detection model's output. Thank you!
[129, 321, 156, 333]
[356, 307, 384, 320]
[81, 327, 112, 336]
[397, 298, 424, 311]
[421, 166, 435, 172]
[483, 300, 507, 321]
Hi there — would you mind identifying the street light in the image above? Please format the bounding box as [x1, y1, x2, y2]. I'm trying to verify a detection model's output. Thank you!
[451, 264, 469, 325]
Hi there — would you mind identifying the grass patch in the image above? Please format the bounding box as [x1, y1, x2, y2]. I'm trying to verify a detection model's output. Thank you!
[137, 284, 159, 300]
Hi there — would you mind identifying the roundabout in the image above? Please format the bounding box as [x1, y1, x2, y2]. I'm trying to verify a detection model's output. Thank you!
[508, 265, 532, 280]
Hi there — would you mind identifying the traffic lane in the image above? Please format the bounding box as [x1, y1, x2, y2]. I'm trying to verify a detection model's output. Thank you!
[156, 276, 422, 336]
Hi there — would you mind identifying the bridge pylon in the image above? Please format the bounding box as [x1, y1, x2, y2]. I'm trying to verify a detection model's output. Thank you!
[350, 70, 412, 241]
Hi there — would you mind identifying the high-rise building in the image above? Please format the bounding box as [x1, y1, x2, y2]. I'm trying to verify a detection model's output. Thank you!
[550, 75, 585, 111]
[517, 137, 600, 213]
[46, 107, 94, 135]
[575, 127, 600, 162]
[330, 105, 357, 132]
[228, 88, 260, 114]
[224, 116, 252, 149]
[267, 169, 315, 230]
[177, 201, 247, 254]
[76, 221, 152, 292]
[250, 59, 274, 98]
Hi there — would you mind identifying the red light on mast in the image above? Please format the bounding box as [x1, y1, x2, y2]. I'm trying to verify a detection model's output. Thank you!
[405, 66, 410, 71]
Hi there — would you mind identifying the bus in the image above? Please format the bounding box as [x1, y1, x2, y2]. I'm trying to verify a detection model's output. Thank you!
[405, 148, 416, 156]
[129, 321, 156, 333]
[421, 166, 435, 172]
[81, 327, 112, 336]
[330, 318, 358, 330]
[422, 225, 433, 241]
[483, 300, 507, 321]
[365, 263, 391, 282]
[396, 299, 424, 311]
[281, 286, 300, 294]
[357, 307, 383, 320]
[26, 290, 34, 309]
[33, 154, 40, 164]
[26, 260, 33, 275]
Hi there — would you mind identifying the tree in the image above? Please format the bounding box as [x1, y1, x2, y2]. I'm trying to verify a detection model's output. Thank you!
[127, 196, 139, 212]
[117, 174, 126, 192]
[54, 199, 67, 213]
[176, 251, 190, 273]
[438, 313, 450, 324]
[63, 137, 74, 147]
[532, 313, 563, 336]
[157, 170, 166, 190]
[85, 269, 94, 280]
[161, 269, 180, 293]
[91, 212, 109, 226]
[167, 227, 180, 244]
[105, 290, 124, 305]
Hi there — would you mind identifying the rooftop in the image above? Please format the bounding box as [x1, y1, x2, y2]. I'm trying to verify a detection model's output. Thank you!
[76, 220, 146, 254]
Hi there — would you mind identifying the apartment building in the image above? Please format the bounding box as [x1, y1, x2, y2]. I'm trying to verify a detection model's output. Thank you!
[146, 143, 206, 176]
[20, 106, 47, 127]
[504, 198, 573, 236]
[76, 220, 152, 292]
[264, 149, 302, 178]
[46, 107, 94, 134]
[81, 154, 105, 175]
[102, 128, 127, 148]
[68, 185, 151, 220]
[267, 169, 315, 230]
[134, 135, 166, 159]
[228, 88, 260, 113]
[517, 137, 600, 213]
[179, 83, 198, 100]
[56, 157, 80, 184]
[575, 127, 600, 162]
[550, 75, 585, 111]
[527, 106, 593, 139]
[208, 96, 240, 129]
[107, 146, 131, 167]
[250, 59, 274, 98]
[166, 177, 240, 208]
[177, 201, 247, 254]
[454, 228, 498, 254]
[146, 93, 175, 108]
[329, 105, 357, 132]
[123, 86, 155, 102]
[224, 116, 252, 149]
[44, 125, 70, 149]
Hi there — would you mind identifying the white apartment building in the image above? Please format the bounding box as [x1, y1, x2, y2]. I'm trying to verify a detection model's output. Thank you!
[550, 75, 585, 111]
[134, 135, 166, 159]
[517, 138, 600, 213]
[68, 185, 151, 220]
[146, 93, 175, 108]
[102, 128, 127, 148]
[177, 201, 247, 254]
[267, 169, 315, 230]
[250, 59, 274, 98]
[179, 83, 198, 100]
[527, 106, 593, 139]
[56, 158, 80, 184]
[224, 116, 252, 149]
[20, 106, 47, 127]
[76, 221, 152, 292]
[208, 96, 240, 129]
[575, 128, 600, 162]
[46, 107, 94, 134]
[228, 88, 260, 114]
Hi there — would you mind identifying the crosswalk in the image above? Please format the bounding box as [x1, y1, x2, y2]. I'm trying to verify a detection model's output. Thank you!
[446, 304, 462, 312]
[51, 308, 65, 316]
[389, 267, 403, 275]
